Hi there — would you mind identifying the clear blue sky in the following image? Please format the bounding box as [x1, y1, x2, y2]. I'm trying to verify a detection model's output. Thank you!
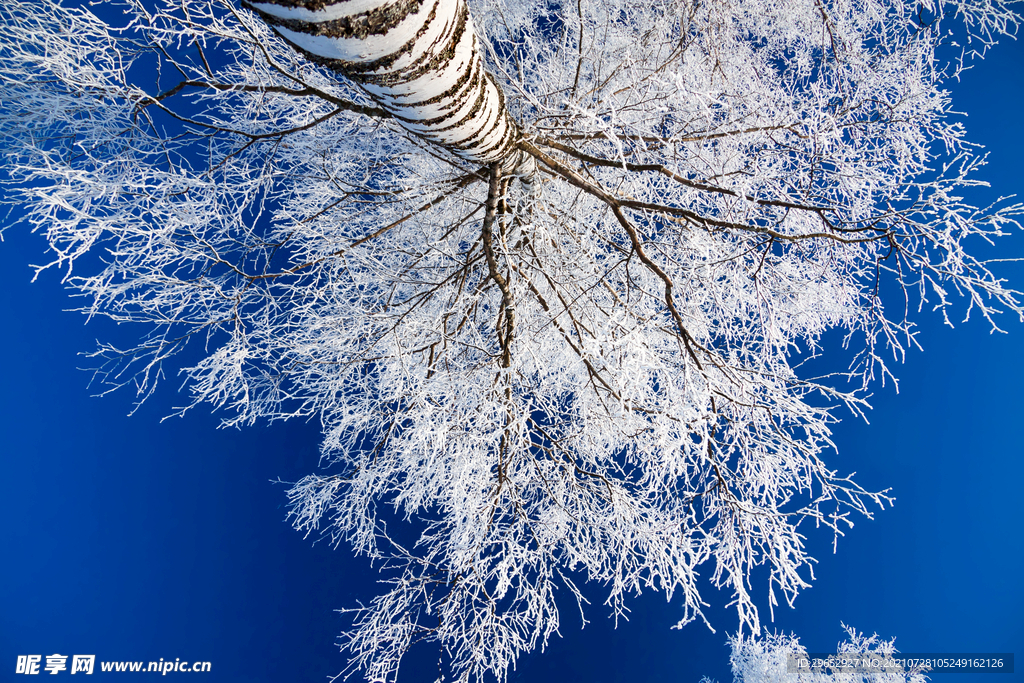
[1, 26, 1021, 683]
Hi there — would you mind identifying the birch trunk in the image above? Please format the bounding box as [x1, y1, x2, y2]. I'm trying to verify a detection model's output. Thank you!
[243, 0, 537, 188]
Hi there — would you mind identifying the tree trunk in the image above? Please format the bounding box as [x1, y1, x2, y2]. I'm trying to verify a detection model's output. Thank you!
[243, 0, 537, 188]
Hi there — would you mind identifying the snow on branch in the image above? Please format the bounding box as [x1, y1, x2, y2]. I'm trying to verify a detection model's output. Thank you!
[0, 0, 1020, 680]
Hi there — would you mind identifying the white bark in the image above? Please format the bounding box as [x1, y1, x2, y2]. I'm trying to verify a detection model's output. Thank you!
[244, 0, 537, 186]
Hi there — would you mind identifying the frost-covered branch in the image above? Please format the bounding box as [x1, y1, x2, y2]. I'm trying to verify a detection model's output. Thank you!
[1, 0, 1021, 681]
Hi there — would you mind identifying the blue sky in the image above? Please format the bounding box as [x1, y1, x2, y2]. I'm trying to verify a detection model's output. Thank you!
[1, 23, 1022, 683]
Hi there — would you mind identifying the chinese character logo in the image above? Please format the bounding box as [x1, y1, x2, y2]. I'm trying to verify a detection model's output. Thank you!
[17, 654, 96, 675]
[70, 656, 95, 675]
[16, 655, 41, 675]
[44, 654, 68, 675]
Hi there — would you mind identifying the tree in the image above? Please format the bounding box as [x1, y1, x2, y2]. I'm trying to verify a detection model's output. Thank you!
[0, 0, 1020, 681]
[726, 627, 929, 683]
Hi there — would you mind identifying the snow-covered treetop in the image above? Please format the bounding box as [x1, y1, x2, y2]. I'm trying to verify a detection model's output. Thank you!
[727, 627, 930, 683]
[0, 0, 1020, 680]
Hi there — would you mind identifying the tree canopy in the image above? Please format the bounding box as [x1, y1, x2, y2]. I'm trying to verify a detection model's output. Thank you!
[0, 0, 1020, 680]
[727, 627, 930, 683]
